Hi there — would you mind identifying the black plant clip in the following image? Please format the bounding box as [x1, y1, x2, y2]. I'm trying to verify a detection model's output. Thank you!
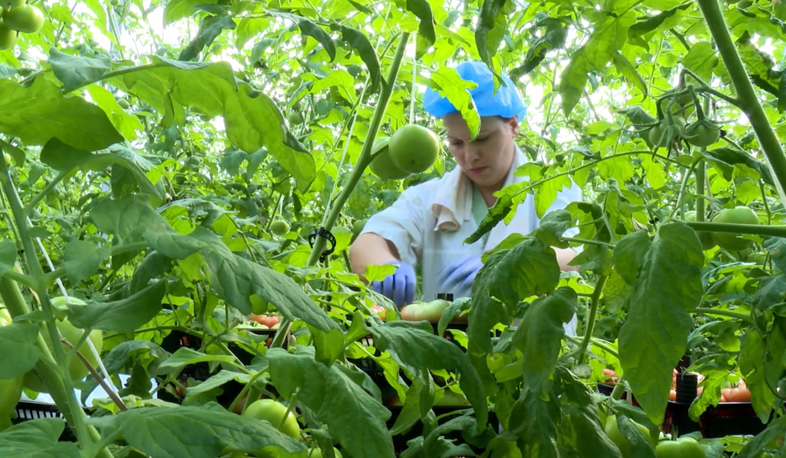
[308, 227, 336, 262]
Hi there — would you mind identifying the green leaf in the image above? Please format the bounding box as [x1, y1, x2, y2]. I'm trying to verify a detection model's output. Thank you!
[736, 416, 786, 458]
[0, 419, 80, 458]
[510, 18, 568, 79]
[298, 19, 336, 61]
[702, 147, 774, 186]
[683, 41, 719, 84]
[427, 66, 480, 138]
[612, 231, 651, 286]
[0, 322, 40, 379]
[90, 404, 305, 458]
[509, 387, 560, 458]
[85, 84, 145, 142]
[739, 328, 783, 422]
[370, 324, 488, 426]
[332, 25, 382, 92]
[627, 5, 687, 40]
[612, 50, 647, 96]
[179, 14, 237, 62]
[90, 195, 170, 244]
[268, 348, 395, 458]
[405, 0, 436, 58]
[469, 234, 560, 355]
[618, 222, 704, 425]
[156, 347, 237, 375]
[110, 58, 315, 192]
[66, 281, 166, 333]
[63, 240, 110, 284]
[0, 78, 123, 151]
[512, 287, 577, 395]
[190, 229, 338, 333]
[0, 240, 17, 278]
[475, 0, 509, 69]
[183, 370, 250, 402]
[564, 404, 624, 458]
[48, 48, 111, 93]
[164, 0, 220, 25]
[40, 139, 162, 199]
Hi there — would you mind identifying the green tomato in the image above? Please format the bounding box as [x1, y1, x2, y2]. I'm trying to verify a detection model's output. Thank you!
[0, 307, 24, 418]
[0, 20, 17, 50]
[683, 211, 717, 251]
[117, 99, 130, 109]
[605, 415, 656, 458]
[270, 220, 290, 236]
[242, 399, 301, 440]
[655, 437, 706, 458]
[24, 297, 103, 393]
[306, 447, 343, 458]
[369, 136, 411, 181]
[711, 206, 760, 252]
[250, 294, 267, 315]
[388, 124, 440, 174]
[3, 4, 45, 33]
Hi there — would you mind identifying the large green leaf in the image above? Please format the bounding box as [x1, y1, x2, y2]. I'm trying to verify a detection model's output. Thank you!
[268, 348, 395, 458]
[0, 419, 80, 458]
[426, 66, 480, 138]
[512, 287, 577, 395]
[88, 403, 305, 458]
[370, 324, 488, 426]
[0, 78, 123, 151]
[0, 322, 40, 379]
[612, 231, 651, 286]
[475, 0, 509, 70]
[405, 0, 436, 58]
[109, 57, 315, 191]
[179, 14, 236, 62]
[739, 327, 785, 422]
[66, 281, 167, 333]
[49, 48, 111, 93]
[508, 387, 560, 458]
[63, 240, 111, 284]
[618, 222, 704, 424]
[564, 404, 623, 458]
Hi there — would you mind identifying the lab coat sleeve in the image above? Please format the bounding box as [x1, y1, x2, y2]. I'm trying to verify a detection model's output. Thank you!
[359, 187, 425, 266]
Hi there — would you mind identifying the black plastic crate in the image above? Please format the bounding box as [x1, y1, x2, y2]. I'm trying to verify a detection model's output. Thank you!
[11, 399, 91, 441]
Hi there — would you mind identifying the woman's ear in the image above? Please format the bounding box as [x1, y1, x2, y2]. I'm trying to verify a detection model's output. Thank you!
[507, 116, 521, 137]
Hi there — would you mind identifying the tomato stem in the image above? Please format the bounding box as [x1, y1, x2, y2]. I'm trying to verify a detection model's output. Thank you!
[683, 221, 786, 238]
[696, 0, 786, 208]
[693, 307, 754, 326]
[576, 275, 608, 365]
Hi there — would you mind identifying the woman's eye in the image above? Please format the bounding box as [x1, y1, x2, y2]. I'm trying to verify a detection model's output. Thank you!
[474, 136, 489, 143]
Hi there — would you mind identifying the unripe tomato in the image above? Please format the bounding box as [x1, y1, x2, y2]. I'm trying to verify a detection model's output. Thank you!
[0, 20, 17, 50]
[270, 220, 290, 236]
[24, 297, 103, 393]
[0, 307, 23, 419]
[605, 415, 656, 458]
[388, 124, 440, 174]
[400, 299, 463, 322]
[306, 447, 343, 458]
[683, 211, 717, 250]
[242, 399, 300, 439]
[655, 437, 706, 458]
[369, 136, 411, 181]
[711, 207, 759, 251]
[3, 4, 45, 33]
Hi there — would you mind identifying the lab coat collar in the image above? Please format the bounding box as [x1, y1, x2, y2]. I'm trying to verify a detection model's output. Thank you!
[430, 145, 527, 232]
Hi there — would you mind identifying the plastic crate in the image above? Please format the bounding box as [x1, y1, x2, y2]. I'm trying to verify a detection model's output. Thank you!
[11, 399, 91, 441]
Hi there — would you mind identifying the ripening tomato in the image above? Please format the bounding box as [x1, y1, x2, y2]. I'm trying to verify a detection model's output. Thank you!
[370, 305, 386, 321]
[250, 314, 280, 328]
[721, 386, 751, 402]
[603, 368, 619, 384]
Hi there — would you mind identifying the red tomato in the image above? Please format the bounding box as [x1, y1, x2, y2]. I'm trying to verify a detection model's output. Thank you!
[370, 305, 386, 321]
[722, 387, 751, 402]
[603, 368, 619, 384]
[669, 389, 677, 401]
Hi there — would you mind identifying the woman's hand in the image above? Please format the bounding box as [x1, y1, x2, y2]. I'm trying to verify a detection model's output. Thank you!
[437, 255, 483, 292]
[372, 262, 416, 307]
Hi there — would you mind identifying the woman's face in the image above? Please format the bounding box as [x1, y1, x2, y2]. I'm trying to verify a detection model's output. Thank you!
[443, 114, 520, 190]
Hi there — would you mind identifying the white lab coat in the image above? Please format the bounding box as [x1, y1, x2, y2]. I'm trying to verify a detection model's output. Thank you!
[361, 146, 582, 334]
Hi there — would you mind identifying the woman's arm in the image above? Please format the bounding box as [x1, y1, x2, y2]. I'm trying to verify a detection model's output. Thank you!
[349, 232, 402, 281]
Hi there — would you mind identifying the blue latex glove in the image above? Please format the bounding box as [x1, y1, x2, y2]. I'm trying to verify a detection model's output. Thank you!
[437, 255, 484, 294]
[372, 261, 416, 308]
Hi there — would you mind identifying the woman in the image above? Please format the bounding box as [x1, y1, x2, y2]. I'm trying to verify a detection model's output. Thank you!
[350, 61, 581, 309]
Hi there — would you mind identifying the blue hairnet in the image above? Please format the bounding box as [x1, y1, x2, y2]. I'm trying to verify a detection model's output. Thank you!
[423, 61, 527, 121]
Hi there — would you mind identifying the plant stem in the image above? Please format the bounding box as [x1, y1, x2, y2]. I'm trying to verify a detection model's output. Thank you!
[683, 221, 786, 237]
[0, 153, 105, 454]
[577, 275, 608, 365]
[269, 33, 411, 351]
[694, 307, 754, 325]
[22, 169, 70, 216]
[696, 0, 786, 208]
[562, 237, 615, 248]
